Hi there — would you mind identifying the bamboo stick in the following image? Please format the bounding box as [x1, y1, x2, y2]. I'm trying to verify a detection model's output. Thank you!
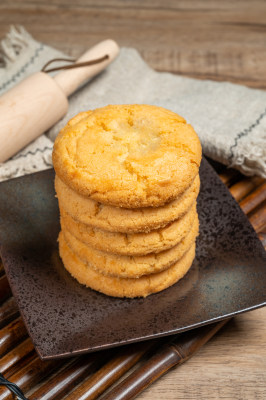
[0, 338, 34, 376]
[65, 341, 157, 400]
[249, 205, 266, 233]
[5, 352, 37, 381]
[229, 176, 263, 202]
[240, 182, 266, 215]
[29, 353, 108, 400]
[100, 320, 228, 400]
[0, 318, 27, 358]
[0, 298, 19, 329]
[257, 232, 266, 249]
[0, 276, 11, 304]
[0, 357, 63, 400]
[218, 168, 241, 185]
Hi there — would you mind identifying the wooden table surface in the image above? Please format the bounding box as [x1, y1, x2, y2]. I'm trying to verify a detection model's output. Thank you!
[0, 1, 266, 399]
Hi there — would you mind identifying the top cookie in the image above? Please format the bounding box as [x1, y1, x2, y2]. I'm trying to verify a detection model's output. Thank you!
[52, 105, 202, 208]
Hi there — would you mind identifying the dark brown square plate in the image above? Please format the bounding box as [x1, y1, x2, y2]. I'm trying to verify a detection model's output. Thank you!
[0, 158, 265, 360]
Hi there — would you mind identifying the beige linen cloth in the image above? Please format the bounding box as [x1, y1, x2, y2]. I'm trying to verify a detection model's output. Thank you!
[0, 26, 265, 182]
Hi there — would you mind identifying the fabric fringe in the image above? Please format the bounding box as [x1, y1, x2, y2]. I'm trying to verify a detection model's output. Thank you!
[0, 26, 34, 67]
[231, 139, 266, 178]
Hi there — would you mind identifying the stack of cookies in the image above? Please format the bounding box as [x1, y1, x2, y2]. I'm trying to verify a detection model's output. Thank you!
[53, 105, 202, 298]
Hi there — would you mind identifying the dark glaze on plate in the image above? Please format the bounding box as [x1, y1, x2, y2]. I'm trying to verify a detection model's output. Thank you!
[0, 158, 265, 359]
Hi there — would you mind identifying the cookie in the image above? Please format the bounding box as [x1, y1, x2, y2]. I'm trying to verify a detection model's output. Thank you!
[59, 232, 196, 298]
[60, 203, 197, 256]
[53, 104, 202, 208]
[55, 174, 200, 233]
[63, 215, 199, 278]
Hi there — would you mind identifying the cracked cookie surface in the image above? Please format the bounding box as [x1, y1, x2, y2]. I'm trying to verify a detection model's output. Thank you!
[59, 232, 196, 298]
[55, 174, 200, 233]
[52, 104, 202, 208]
[62, 215, 199, 278]
[60, 203, 197, 256]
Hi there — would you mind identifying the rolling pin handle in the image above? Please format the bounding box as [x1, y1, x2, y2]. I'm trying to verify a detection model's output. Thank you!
[54, 39, 119, 97]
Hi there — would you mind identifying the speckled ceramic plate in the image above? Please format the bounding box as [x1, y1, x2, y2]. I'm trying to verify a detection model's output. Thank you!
[0, 158, 265, 360]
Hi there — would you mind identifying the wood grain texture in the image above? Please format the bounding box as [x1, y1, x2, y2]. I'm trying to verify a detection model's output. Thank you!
[101, 320, 229, 400]
[1, 0, 266, 88]
[137, 308, 266, 400]
[0, 1, 266, 399]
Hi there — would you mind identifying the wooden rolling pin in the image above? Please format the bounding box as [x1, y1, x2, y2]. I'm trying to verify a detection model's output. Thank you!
[0, 39, 119, 163]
